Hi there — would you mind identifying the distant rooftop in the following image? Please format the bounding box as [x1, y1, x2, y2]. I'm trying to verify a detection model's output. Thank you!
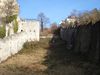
[20, 18, 40, 22]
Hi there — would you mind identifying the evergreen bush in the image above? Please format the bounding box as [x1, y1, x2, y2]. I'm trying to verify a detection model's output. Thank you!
[0, 25, 6, 38]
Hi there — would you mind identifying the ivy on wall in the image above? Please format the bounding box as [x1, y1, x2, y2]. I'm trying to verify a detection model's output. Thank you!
[0, 15, 18, 38]
[13, 18, 18, 33]
[0, 25, 6, 38]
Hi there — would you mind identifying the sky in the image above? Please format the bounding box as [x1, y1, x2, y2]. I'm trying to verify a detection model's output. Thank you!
[18, 0, 100, 26]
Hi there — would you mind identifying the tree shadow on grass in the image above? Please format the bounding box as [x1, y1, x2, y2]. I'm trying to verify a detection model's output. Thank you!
[43, 37, 100, 75]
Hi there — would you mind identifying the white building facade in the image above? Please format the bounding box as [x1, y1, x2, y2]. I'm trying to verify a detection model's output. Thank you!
[18, 19, 40, 41]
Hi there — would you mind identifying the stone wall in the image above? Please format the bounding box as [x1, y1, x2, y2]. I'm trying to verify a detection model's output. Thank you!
[0, 31, 39, 63]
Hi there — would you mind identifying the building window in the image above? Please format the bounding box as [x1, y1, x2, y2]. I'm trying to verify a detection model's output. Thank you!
[21, 30, 23, 32]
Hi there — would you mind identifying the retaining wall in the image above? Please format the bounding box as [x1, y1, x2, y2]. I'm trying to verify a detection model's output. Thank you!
[0, 31, 39, 63]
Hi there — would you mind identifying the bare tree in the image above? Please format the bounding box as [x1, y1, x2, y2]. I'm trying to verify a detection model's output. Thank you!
[90, 8, 100, 24]
[70, 9, 83, 18]
[78, 8, 100, 25]
[37, 12, 49, 32]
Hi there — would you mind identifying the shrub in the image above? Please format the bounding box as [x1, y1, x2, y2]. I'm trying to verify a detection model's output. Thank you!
[19, 38, 50, 54]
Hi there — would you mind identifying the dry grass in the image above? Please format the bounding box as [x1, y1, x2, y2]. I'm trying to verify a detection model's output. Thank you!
[0, 38, 100, 75]
[0, 38, 49, 75]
